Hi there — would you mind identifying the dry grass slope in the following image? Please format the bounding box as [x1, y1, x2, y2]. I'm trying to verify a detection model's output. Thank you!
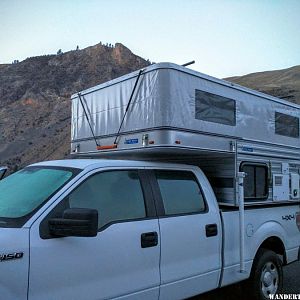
[226, 65, 300, 104]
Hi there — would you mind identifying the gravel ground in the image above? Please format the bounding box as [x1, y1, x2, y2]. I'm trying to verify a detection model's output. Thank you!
[191, 261, 300, 299]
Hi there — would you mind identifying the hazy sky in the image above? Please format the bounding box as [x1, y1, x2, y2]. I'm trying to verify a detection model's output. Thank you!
[1, 0, 299, 78]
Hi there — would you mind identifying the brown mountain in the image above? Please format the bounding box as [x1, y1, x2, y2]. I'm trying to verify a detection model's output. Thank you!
[0, 43, 150, 171]
[226, 65, 300, 104]
[1, 44, 299, 172]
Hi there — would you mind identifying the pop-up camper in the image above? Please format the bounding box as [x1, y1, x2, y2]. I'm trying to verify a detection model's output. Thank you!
[71, 62, 300, 206]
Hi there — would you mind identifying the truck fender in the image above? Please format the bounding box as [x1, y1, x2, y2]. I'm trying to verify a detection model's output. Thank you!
[250, 221, 287, 265]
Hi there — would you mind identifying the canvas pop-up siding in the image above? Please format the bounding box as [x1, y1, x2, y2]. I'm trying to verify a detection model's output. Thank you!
[71, 63, 300, 155]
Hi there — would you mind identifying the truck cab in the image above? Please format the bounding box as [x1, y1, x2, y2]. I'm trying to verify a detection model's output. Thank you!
[0, 159, 222, 300]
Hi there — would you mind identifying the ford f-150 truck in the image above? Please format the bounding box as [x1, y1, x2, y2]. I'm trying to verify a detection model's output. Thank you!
[0, 159, 299, 300]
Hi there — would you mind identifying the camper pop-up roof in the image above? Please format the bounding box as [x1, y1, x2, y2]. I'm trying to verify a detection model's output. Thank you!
[71, 62, 300, 155]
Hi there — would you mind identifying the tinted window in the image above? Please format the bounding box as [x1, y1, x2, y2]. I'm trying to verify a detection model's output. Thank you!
[67, 170, 146, 229]
[195, 89, 236, 126]
[275, 112, 299, 138]
[241, 164, 268, 200]
[155, 170, 205, 215]
[0, 168, 74, 218]
[0, 166, 78, 228]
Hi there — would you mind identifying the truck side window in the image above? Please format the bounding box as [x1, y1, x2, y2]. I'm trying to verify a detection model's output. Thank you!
[155, 170, 206, 215]
[66, 170, 146, 229]
[241, 164, 268, 200]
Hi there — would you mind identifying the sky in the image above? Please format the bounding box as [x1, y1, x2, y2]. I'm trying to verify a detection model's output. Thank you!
[0, 0, 299, 78]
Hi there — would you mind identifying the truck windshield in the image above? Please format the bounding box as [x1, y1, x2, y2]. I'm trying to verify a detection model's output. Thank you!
[0, 166, 80, 227]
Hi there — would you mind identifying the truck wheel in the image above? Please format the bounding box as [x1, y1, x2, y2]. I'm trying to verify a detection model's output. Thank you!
[248, 249, 283, 300]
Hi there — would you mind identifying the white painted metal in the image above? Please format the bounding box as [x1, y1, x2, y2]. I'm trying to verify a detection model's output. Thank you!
[0, 228, 29, 299]
[219, 203, 300, 287]
[156, 167, 222, 299]
[30, 158, 194, 170]
[29, 220, 160, 300]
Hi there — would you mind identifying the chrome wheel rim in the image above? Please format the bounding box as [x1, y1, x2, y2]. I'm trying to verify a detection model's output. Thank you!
[260, 261, 279, 298]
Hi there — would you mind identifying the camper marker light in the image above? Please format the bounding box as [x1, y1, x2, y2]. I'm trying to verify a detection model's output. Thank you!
[74, 144, 80, 153]
[96, 144, 117, 150]
[149, 140, 155, 144]
[175, 140, 181, 144]
[142, 134, 149, 146]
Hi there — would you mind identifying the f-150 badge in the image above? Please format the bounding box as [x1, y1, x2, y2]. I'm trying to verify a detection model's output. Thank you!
[0, 252, 23, 262]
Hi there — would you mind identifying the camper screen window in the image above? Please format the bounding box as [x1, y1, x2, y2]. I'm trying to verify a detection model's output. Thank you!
[275, 112, 299, 138]
[241, 164, 268, 200]
[195, 89, 236, 126]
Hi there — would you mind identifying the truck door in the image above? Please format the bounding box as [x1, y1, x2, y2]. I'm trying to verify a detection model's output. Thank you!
[149, 169, 222, 300]
[28, 169, 160, 300]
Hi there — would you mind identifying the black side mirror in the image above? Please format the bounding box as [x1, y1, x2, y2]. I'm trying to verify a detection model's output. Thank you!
[0, 166, 8, 180]
[49, 208, 98, 237]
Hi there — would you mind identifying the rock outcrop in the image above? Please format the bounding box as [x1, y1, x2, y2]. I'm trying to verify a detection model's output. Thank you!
[0, 43, 150, 171]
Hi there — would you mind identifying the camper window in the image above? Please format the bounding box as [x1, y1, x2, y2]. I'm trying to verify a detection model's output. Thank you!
[195, 89, 236, 126]
[240, 163, 268, 201]
[275, 112, 299, 138]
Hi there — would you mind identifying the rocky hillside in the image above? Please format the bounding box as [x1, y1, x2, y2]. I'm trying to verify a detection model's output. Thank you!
[1, 43, 299, 172]
[0, 43, 150, 171]
[226, 65, 300, 105]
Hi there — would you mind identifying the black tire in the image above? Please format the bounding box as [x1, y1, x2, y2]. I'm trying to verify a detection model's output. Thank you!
[246, 248, 283, 300]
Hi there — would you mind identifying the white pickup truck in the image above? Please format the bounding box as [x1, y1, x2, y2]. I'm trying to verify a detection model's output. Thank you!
[0, 159, 299, 300]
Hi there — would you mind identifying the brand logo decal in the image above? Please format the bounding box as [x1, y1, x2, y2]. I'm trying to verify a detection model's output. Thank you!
[0, 252, 24, 262]
[242, 146, 253, 152]
[124, 138, 138, 145]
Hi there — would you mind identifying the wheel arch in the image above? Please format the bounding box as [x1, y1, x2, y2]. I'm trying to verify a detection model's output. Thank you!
[254, 236, 286, 265]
